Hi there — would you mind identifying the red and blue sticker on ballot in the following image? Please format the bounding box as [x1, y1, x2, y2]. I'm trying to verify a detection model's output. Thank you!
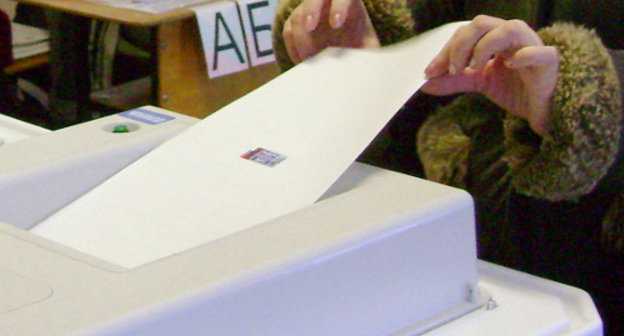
[241, 147, 287, 167]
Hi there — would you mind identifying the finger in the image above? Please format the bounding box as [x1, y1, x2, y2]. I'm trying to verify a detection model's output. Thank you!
[421, 69, 481, 96]
[508, 45, 559, 104]
[289, 5, 319, 61]
[528, 111, 550, 136]
[425, 16, 503, 79]
[302, 0, 328, 31]
[505, 45, 558, 69]
[525, 97, 552, 136]
[509, 46, 559, 135]
[328, 0, 355, 28]
[448, 15, 506, 74]
[283, 18, 302, 63]
[424, 32, 456, 79]
[470, 19, 543, 69]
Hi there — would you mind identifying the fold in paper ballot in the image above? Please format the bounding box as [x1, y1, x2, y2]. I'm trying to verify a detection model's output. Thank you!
[31, 22, 467, 268]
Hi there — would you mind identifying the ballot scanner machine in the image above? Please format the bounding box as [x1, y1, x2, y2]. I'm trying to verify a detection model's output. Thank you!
[0, 107, 602, 336]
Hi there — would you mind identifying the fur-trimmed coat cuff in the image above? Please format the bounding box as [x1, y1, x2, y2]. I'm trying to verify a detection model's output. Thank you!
[503, 23, 622, 201]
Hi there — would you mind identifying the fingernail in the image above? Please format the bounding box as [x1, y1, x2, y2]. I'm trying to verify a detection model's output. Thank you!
[304, 14, 316, 31]
[449, 64, 457, 75]
[331, 13, 344, 28]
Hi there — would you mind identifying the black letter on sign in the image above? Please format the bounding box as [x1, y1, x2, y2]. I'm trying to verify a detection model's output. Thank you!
[247, 1, 273, 57]
[213, 12, 245, 71]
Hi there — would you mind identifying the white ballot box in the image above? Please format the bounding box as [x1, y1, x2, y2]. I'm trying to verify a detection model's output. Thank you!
[0, 113, 49, 144]
[0, 107, 602, 336]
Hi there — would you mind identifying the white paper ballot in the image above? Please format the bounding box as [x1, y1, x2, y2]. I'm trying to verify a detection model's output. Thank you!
[31, 22, 466, 269]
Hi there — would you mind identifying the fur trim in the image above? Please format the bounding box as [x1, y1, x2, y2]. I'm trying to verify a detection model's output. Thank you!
[362, 0, 414, 45]
[417, 116, 471, 188]
[504, 23, 622, 201]
[418, 94, 504, 189]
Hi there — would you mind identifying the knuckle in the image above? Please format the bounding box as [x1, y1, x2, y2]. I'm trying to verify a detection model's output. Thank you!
[471, 15, 495, 31]
[455, 24, 469, 36]
[501, 20, 527, 42]
[508, 19, 530, 30]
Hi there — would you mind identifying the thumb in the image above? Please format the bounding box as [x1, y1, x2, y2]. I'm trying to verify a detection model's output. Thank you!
[507, 46, 558, 136]
[505, 46, 558, 95]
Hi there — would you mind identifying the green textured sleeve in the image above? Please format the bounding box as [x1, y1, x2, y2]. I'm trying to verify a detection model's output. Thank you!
[503, 23, 622, 201]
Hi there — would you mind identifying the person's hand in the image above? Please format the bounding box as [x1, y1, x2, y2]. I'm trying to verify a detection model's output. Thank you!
[283, 0, 380, 64]
[423, 15, 559, 135]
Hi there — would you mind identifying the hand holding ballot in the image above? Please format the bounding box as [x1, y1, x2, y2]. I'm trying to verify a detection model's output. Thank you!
[422, 15, 559, 135]
[282, 0, 380, 64]
[282, 7, 557, 135]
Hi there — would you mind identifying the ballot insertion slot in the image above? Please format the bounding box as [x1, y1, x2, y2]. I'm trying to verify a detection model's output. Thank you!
[0, 107, 199, 269]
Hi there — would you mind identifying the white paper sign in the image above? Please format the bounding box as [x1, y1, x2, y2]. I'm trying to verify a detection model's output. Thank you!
[31, 22, 467, 269]
[238, 0, 277, 66]
[194, 1, 249, 78]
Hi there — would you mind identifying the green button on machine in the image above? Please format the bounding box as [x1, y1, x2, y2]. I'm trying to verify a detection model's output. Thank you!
[112, 125, 130, 133]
